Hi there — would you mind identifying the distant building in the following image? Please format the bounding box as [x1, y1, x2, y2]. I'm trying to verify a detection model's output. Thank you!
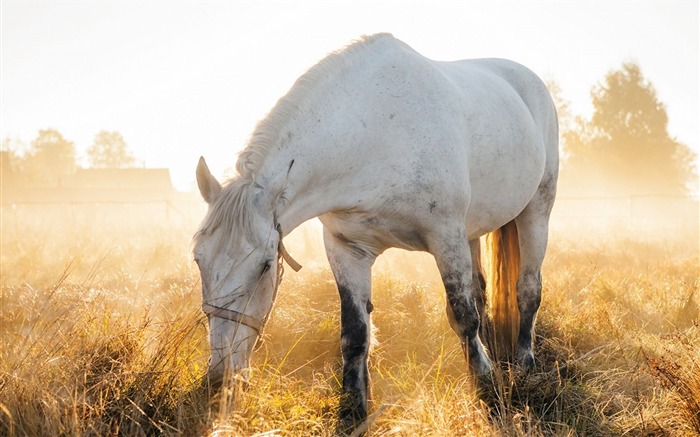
[1, 151, 26, 202]
[59, 168, 176, 201]
[0, 151, 10, 178]
[1, 152, 179, 203]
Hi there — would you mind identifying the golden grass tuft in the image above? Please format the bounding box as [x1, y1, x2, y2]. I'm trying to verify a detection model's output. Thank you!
[1, 215, 699, 436]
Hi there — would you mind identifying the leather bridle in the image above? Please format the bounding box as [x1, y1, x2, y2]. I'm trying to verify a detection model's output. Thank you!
[201, 302, 265, 332]
[201, 224, 301, 333]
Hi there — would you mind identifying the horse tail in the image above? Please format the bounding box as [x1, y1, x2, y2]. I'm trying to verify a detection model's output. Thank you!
[483, 220, 520, 361]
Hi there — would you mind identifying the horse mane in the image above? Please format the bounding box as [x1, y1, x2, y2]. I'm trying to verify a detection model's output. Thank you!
[194, 177, 257, 249]
[195, 33, 395, 247]
[237, 33, 395, 178]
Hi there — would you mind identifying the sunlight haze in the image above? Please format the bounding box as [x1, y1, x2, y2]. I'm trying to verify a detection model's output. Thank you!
[2, 3, 700, 434]
[2, 1, 698, 190]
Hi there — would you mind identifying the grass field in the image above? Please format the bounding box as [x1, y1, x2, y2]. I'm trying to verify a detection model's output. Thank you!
[1, 210, 698, 436]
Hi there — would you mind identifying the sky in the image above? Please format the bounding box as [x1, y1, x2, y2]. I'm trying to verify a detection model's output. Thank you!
[2, 1, 698, 191]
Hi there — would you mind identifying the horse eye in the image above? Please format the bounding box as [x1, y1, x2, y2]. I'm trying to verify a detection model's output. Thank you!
[260, 261, 272, 276]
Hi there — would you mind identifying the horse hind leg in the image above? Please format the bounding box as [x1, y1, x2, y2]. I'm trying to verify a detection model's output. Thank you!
[514, 186, 555, 369]
[433, 230, 492, 376]
[514, 261, 542, 369]
[470, 239, 489, 343]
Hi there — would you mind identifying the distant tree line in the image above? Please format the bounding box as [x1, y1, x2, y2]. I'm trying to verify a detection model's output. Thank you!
[552, 63, 697, 197]
[2, 130, 137, 186]
[2, 63, 697, 195]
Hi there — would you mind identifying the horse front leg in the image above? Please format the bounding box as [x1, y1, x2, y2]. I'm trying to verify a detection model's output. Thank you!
[323, 227, 376, 433]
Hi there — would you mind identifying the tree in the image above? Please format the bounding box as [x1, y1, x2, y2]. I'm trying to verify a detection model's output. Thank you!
[561, 63, 696, 196]
[24, 129, 77, 186]
[87, 131, 136, 168]
[1, 137, 28, 173]
[546, 79, 577, 162]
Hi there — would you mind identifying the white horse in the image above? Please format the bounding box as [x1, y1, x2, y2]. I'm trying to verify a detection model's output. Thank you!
[193, 33, 558, 430]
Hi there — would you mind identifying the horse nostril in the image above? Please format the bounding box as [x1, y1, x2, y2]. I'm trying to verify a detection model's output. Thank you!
[231, 372, 251, 391]
[206, 365, 251, 392]
[208, 378, 223, 391]
[206, 368, 224, 391]
[240, 379, 251, 391]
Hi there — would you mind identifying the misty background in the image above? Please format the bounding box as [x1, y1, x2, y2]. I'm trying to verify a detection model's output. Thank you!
[2, 1, 698, 267]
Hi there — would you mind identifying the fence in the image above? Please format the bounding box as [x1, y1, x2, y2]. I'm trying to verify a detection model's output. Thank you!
[1, 197, 207, 235]
[2, 195, 698, 242]
[549, 195, 698, 243]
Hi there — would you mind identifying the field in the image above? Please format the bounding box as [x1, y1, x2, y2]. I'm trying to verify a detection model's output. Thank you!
[1, 203, 698, 436]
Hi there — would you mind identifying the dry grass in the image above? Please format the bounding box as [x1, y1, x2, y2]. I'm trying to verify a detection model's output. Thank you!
[1, 211, 698, 436]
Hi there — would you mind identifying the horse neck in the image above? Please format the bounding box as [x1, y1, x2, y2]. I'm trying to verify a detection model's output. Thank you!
[253, 41, 400, 234]
[256, 148, 345, 235]
[255, 104, 363, 235]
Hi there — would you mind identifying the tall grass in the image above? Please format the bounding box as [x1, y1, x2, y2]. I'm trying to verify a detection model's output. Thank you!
[1, 212, 698, 436]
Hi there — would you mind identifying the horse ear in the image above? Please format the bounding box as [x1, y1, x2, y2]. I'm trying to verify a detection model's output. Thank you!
[196, 157, 221, 204]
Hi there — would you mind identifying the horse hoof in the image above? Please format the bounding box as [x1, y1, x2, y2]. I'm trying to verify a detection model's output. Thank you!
[336, 402, 367, 436]
[517, 349, 535, 371]
[335, 418, 364, 437]
[476, 356, 494, 376]
[474, 370, 498, 406]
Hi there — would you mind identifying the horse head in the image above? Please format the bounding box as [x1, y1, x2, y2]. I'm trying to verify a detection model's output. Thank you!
[193, 157, 284, 388]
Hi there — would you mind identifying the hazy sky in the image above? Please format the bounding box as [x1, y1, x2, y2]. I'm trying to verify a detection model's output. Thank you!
[2, 1, 698, 190]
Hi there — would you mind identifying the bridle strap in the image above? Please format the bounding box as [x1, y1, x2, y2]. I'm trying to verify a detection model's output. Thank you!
[201, 303, 263, 332]
[276, 224, 302, 272]
[201, 222, 302, 332]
